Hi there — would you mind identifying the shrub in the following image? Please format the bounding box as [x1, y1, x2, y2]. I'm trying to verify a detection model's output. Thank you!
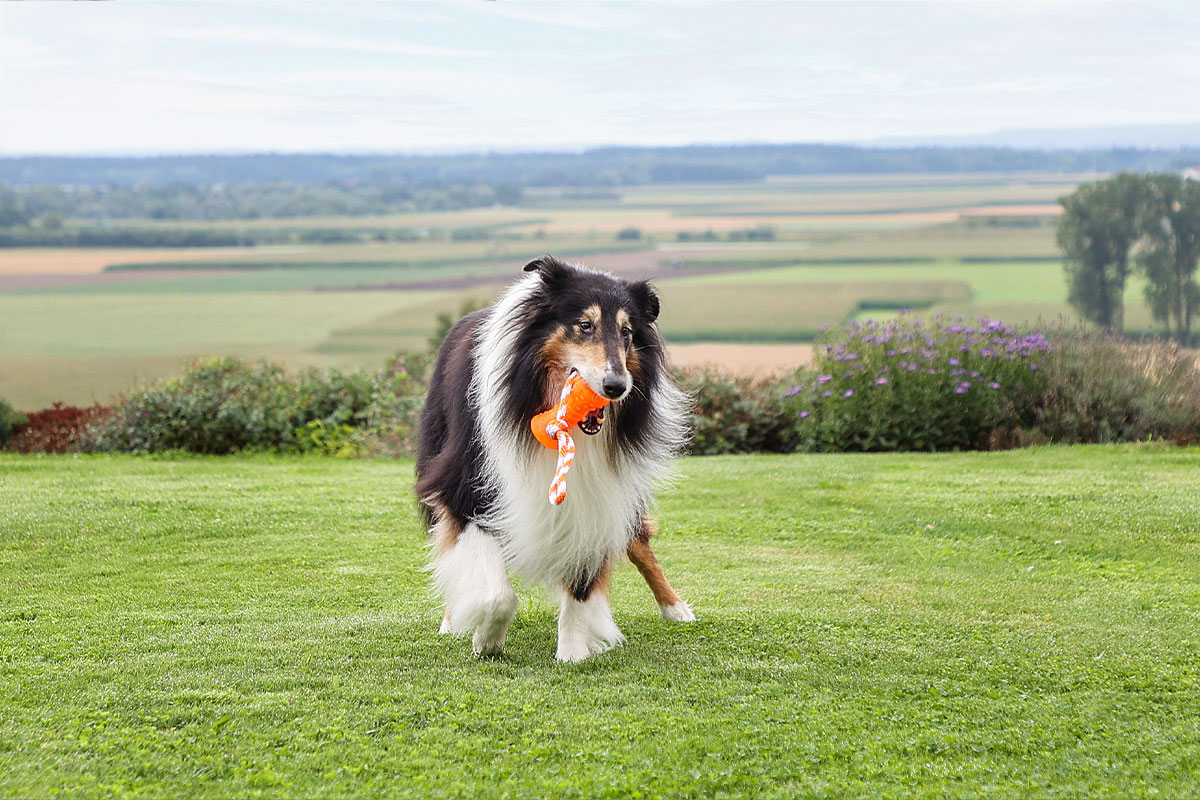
[84, 357, 374, 454]
[8, 403, 110, 454]
[1035, 331, 1200, 445]
[356, 352, 430, 457]
[292, 420, 362, 457]
[782, 314, 1051, 452]
[676, 368, 799, 455]
[0, 398, 27, 449]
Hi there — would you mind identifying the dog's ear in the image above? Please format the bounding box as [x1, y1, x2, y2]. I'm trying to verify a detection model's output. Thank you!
[628, 280, 661, 323]
[523, 255, 569, 285]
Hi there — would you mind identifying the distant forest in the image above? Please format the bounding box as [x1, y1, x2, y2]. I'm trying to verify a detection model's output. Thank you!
[5, 143, 1200, 187]
[2, 143, 1200, 227]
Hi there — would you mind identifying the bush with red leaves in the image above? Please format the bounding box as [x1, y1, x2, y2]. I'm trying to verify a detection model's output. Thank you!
[8, 403, 111, 454]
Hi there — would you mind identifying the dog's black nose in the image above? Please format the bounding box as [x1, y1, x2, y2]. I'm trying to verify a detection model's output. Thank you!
[602, 376, 627, 399]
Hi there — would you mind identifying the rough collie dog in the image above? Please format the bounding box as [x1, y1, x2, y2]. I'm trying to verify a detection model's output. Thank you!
[415, 255, 694, 661]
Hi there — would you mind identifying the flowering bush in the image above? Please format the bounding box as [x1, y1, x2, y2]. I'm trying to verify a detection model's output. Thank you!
[781, 314, 1051, 451]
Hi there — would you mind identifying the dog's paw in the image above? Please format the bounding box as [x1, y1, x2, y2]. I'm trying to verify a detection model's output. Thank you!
[556, 625, 625, 662]
[438, 613, 453, 634]
[659, 601, 696, 623]
[555, 638, 592, 663]
[473, 633, 506, 657]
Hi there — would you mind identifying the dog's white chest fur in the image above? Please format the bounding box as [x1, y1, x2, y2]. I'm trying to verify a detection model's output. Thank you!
[487, 429, 647, 585]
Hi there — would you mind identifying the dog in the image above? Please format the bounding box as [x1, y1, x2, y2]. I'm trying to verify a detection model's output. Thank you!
[415, 255, 694, 661]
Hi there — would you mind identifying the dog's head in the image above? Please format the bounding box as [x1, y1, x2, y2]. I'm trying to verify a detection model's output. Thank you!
[521, 255, 662, 433]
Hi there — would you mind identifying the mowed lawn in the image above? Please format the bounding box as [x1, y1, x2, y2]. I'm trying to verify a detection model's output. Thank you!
[2, 446, 1199, 798]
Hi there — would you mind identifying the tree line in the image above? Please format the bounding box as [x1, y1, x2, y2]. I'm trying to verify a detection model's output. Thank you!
[0, 181, 523, 225]
[4, 143, 1199, 188]
[1059, 173, 1200, 344]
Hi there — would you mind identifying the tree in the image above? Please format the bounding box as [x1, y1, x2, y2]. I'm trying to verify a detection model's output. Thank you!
[428, 298, 486, 354]
[1057, 174, 1149, 334]
[1138, 174, 1200, 345]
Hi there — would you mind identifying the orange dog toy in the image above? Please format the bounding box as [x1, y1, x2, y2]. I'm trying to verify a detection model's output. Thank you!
[530, 370, 611, 505]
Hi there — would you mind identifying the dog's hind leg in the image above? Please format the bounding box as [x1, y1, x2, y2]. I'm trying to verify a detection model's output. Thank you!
[556, 561, 624, 662]
[627, 518, 696, 622]
[432, 521, 518, 656]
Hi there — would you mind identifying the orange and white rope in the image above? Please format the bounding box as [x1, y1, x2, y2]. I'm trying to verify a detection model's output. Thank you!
[544, 373, 579, 505]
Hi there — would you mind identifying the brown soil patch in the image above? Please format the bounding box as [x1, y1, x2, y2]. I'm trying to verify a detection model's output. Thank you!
[0, 247, 255, 277]
[667, 343, 813, 377]
[0, 270, 227, 291]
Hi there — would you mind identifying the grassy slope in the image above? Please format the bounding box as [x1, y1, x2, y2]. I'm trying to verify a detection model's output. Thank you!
[2, 446, 1198, 798]
[680, 260, 1159, 332]
[0, 292, 452, 409]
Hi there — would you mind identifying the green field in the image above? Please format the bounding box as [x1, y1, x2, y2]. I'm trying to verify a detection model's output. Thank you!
[3, 445, 1199, 797]
[3, 172, 1134, 409]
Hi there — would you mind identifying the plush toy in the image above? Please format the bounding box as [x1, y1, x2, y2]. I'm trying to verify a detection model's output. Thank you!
[530, 370, 611, 505]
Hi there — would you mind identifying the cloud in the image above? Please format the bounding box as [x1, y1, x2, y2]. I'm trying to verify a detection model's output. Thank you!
[159, 24, 497, 60]
[3, 0, 1200, 155]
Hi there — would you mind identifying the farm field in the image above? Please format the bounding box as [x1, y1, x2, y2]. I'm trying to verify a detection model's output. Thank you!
[2, 445, 1198, 797]
[1, 172, 1111, 409]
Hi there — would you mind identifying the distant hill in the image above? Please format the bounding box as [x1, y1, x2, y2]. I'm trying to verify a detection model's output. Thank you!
[869, 123, 1200, 150]
[2, 142, 1200, 188]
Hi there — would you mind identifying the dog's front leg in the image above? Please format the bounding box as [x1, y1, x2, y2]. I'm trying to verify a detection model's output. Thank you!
[556, 562, 624, 662]
[432, 522, 518, 656]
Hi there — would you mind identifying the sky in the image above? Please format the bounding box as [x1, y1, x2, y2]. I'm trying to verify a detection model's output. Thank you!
[2, 0, 1199, 156]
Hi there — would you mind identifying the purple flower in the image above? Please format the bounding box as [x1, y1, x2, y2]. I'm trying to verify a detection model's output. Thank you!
[799, 410, 810, 418]
[875, 376, 889, 385]
[954, 381, 971, 394]
[886, 350, 896, 357]
[844, 389, 855, 398]
[989, 381, 1001, 389]
[959, 344, 970, 353]
[817, 374, 832, 384]
[822, 390, 833, 397]
[783, 385, 803, 398]
[1030, 363, 1039, 371]
[948, 358, 960, 366]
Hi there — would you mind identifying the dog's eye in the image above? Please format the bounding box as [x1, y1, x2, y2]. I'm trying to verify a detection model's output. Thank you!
[578, 320, 593, 335]
[621, 326, 633, 342]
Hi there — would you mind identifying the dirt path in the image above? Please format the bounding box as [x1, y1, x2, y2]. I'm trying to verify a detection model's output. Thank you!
[667, 343, 813, 377]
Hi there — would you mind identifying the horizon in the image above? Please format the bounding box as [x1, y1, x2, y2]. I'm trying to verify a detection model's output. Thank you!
[4, 125, 1200, 163]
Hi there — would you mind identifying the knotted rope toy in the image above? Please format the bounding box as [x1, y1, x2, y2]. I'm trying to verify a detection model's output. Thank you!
[530, 370, 611, 505]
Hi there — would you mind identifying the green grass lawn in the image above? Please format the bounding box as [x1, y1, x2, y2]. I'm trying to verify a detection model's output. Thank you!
[2, 446, 1198, 798]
